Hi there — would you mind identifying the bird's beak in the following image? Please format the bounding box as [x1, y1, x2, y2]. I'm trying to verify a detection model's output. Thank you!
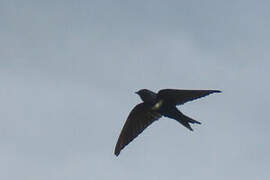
[135, 91, 139, 94]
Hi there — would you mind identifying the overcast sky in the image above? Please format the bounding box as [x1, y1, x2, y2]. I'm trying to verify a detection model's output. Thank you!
[1, 0, 270, 179]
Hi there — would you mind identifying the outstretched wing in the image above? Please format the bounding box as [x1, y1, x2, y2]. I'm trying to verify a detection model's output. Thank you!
[157, 89, 221, 106]
[114, 103, 161, 156]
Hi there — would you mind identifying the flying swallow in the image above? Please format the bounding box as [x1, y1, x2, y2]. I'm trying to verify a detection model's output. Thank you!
[114, 89, 221, 156]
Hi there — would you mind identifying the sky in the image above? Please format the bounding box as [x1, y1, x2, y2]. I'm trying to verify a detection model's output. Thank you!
[1, 0, 270, 179]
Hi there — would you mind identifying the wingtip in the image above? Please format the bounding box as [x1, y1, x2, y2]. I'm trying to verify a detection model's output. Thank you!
[114, 147, 120, 156]
[114, 151, 120, 157]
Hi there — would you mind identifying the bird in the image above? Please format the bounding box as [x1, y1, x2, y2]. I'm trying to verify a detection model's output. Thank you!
[114, 88, 221, 156]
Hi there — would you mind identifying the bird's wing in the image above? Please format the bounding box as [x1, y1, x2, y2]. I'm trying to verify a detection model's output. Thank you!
[157, 89, 221, 105]
[114, 103, 161, 156]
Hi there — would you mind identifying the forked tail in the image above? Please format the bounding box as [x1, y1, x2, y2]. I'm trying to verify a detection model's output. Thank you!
[164, 107, 201, 131]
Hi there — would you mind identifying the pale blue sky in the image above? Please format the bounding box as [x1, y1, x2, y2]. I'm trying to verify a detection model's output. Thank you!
[1, 0, 269, 179]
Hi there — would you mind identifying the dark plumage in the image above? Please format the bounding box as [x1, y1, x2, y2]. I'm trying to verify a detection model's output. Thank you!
[114, 89, 221, 156]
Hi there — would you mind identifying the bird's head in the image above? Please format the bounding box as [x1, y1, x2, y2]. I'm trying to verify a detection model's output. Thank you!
[135, 89, 157, 103]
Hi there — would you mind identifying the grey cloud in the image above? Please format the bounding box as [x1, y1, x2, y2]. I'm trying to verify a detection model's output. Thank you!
[0, 0, 269, 179]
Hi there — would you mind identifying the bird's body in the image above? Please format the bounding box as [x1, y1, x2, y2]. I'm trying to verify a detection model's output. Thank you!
[114, 88, 221, 156]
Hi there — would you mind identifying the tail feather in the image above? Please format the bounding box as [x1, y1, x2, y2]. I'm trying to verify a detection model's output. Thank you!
[180, 120, 194, 131]
[181, 113, 201, 124]
[164, 107, 201, 131]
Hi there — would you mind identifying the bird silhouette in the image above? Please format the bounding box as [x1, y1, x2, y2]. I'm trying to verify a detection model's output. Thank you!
[114, 89, 221, 156]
